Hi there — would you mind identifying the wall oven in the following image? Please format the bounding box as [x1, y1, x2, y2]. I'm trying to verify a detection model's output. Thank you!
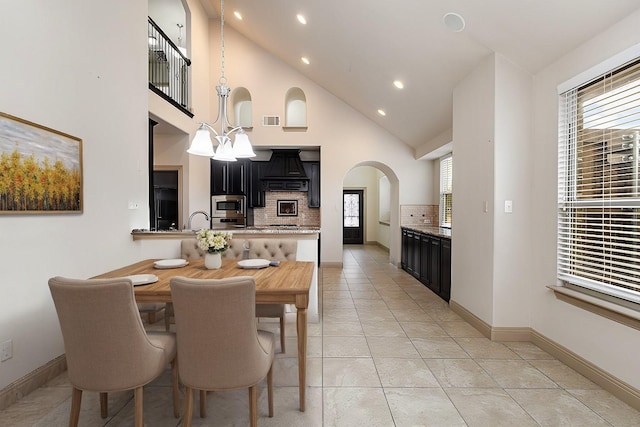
[211, 195, 246, 228]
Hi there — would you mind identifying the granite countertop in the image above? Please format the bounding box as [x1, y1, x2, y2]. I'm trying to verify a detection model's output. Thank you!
[235, 226, 320, 234]
[401, 225, 451, 238]
[131, 226, 320, 239]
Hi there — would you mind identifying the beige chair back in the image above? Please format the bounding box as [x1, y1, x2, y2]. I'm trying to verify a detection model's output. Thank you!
[48, 277, 173, 392]
[180, 238, 246, 260]
[248, 239, 297, 261]
[170, 276, 274, 390]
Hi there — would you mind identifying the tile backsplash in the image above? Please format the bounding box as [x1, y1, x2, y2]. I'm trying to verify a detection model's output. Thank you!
[253, 191, 320, 226]
[401, 205, 438, 226]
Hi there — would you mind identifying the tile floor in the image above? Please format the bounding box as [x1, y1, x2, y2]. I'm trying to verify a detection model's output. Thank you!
[2, 244, 640, 426]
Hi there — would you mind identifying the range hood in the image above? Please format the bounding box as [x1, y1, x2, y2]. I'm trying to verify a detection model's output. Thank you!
[261, 149, 309, 192]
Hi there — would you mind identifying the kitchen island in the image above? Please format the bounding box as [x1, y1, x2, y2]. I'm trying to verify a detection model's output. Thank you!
[130, 227, 321, 322]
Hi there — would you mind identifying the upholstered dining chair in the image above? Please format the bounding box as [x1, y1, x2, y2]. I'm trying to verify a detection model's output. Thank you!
[48, 276, 179, 427]
[163, 238, 248, 330]
[249, 239, 298, 353]
[170, 276, 275, 427]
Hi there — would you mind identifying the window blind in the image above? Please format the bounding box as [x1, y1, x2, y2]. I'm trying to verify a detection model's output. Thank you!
[558, 57, 640, 302]
[440, 155, 453, 227]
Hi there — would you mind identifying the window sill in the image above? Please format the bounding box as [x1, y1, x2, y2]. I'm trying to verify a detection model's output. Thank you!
[548, 285, 640, 331]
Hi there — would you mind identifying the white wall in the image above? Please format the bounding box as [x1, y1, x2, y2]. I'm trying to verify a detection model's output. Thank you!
[530, 11, 640, 388]
[492, 55, 533, 327]
[0, 0, 149, 389]
[451, 55, 496, 324]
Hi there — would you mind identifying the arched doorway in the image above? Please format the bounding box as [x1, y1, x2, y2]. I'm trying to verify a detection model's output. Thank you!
[343, 162, 399, 264]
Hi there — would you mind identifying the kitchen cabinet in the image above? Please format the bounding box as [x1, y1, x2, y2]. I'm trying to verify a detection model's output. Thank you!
[303, 161, 320, 208]
[248, 161, 267, 208]
[440, 237, 452, 301]
[401, 227, 451, 302]
[210, 159, 247, 195]
[420, 233, 440, 294]
[401, 228, 421, 278]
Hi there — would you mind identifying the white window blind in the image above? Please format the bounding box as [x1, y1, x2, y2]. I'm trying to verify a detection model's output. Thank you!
[558, 57, 640, 303]
[440, 155, 453, 227]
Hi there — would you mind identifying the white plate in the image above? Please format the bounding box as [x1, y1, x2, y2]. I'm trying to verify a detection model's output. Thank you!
[154, 259, 189, 269]
[125, 274, 159, 286]
[237, 259, 270, 269]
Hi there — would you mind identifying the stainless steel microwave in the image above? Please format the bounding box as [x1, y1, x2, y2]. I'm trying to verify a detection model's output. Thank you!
[211, 195, 245, 219]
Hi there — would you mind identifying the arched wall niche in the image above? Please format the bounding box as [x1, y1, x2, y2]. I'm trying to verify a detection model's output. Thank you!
[231, 87, 252, 128]
[284, 87, 307, 128]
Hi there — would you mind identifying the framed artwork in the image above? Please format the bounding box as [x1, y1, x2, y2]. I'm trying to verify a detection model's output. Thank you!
[0, 112, 83, 214]
[277, 199, 298, 216]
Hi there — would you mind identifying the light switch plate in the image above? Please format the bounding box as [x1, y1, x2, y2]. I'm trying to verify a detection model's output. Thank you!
[504, 200, 513, 213]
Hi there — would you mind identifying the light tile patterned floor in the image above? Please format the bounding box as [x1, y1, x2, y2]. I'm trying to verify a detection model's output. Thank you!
[2, 244, 640, 426]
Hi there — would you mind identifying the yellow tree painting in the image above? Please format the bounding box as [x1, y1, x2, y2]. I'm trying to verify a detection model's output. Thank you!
[0, 113, 82, 213]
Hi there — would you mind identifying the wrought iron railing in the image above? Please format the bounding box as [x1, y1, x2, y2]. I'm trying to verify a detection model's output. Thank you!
[148, 17, 191, 113]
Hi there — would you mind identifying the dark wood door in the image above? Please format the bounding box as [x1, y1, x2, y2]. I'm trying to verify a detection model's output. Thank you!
[343, 190, 364, 244]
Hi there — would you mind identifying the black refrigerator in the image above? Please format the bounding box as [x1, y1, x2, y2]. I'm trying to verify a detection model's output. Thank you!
[152, 171, 179, 230]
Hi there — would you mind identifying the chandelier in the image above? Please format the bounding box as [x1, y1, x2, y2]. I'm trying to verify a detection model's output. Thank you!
[187, 0, 255, 161]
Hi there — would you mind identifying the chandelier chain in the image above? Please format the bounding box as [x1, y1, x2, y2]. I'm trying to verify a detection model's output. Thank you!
[219, 0, 226, 85]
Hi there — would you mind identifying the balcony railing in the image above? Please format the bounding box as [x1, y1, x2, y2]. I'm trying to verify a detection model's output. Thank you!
[148, 17, 192, 117]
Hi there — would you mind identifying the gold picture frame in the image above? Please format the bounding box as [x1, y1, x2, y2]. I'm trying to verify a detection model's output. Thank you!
[0, 112, 83, 214]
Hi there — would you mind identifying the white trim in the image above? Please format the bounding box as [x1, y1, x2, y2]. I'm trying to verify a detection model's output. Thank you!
[558, 42, 640, 94]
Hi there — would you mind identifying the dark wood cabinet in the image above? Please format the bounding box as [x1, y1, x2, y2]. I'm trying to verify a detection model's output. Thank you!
[401, 228, 409, 269]
[403, 229, 421, 278]
[410, 231, 421, 279]
[210, 159, 247, 195]
[248, 161, 267, 207]
[440, 237, 452, 301]
[428, 236, 441, 294]
[401, 227, 451, 301]
[303, 161, 320, 207]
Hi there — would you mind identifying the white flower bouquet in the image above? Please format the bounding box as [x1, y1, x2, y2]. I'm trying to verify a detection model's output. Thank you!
[196, 229, 232, 254]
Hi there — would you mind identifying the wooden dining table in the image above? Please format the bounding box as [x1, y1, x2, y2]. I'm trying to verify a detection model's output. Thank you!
[92, 257, 314, 412]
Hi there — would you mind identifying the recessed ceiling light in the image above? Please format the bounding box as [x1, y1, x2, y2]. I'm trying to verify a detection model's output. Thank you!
[378, 109, 386, 116]
[393, 80, 404, 89]
[234, 11, 243, 20]
[443, 12, 465, 32]
[301, 57, 310, 65]
[297, 14, 307, 25]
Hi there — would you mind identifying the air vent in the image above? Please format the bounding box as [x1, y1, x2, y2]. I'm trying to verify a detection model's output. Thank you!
[262, 115, 280, 127]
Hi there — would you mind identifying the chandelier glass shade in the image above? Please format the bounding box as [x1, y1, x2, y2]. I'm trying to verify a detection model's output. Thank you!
[186, 0, 255, 161]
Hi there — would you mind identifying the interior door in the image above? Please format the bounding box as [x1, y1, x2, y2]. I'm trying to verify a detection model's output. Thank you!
[343, 190, 364, 244]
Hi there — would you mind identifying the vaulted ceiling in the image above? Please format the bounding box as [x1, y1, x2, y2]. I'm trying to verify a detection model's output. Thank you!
[196, 0, 640, 155]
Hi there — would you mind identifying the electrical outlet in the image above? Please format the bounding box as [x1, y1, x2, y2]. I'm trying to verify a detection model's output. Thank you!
[0, 340, 12, 362]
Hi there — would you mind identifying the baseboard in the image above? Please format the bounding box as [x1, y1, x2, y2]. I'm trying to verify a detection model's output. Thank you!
[531, 330, 640, 411]
[364, 241, 389, 250]
[449, 299, 640, 411]
[0, 355, 66, 411]
[320, 261, 343, 268]
[449, 300, 492, 338]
